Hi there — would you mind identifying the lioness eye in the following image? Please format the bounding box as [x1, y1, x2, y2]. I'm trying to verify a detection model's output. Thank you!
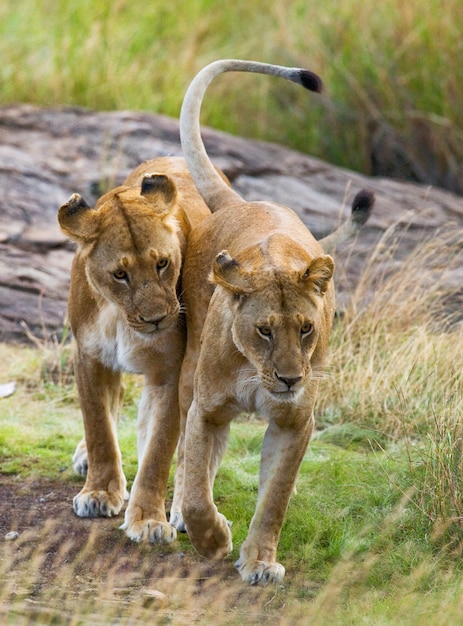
[157, 258, 169, 270]
[114, 269, 128, 281]
[301, 322, 313, 336]
[257, 326, 272, 338]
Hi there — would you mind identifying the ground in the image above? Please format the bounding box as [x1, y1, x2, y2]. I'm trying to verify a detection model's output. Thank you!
[0, 475, 293, 625]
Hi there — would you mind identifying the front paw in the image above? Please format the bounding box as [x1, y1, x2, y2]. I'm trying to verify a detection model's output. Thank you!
[184, 510, 233, 559]
[72, 439, 88, 476]
[122, 518, 177, 544]
[73, 488, 125, 518]
[234, 557, 285, 585]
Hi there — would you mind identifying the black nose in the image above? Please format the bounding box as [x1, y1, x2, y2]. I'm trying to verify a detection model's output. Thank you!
[276, 374, 302, 389]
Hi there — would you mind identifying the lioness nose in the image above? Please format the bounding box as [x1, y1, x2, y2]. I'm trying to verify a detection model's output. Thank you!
[139, 314, 166, 327]
[276, 374, 302, 389]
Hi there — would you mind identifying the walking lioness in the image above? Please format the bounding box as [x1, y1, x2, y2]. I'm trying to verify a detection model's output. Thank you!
[58, 157, 216, 544]
[170, 60, 372, 585]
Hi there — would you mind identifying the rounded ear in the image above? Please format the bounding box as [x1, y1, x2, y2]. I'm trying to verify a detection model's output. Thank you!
[141, 173, 177, 215]
[210, 250, 254, 295]
[58, 193, 98, 241]
[300, 254, 334, 294]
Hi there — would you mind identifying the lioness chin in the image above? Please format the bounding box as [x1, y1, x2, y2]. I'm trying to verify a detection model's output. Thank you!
[58, 156, 216, 544]
[170, 60, 373, 585]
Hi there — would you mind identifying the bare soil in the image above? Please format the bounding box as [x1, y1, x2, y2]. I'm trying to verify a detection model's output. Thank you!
[0, 475, 295, 625]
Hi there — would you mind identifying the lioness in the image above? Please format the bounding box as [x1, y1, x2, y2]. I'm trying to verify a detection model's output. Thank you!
[170, 60, 372, 584]
[58, 156, 216, 544]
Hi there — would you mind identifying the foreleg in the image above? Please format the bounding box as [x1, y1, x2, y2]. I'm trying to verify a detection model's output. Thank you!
[181, 399, 232, 559]
[122, 378, 180, 545]
[235, 415, 314, 585]
[72, 354, 127, 518]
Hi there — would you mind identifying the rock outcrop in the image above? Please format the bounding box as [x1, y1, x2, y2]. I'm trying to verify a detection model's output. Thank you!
[1, 104, 462, 343]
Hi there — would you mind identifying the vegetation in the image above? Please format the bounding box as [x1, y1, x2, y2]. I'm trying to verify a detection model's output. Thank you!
[2, 2, 463, 622]
[1, 229, 463, 624]
[1, 0, 463, 179]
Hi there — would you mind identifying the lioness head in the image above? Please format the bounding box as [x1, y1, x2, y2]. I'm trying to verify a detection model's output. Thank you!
[59, 173, 184, 335]
[211, 236, 334, 399]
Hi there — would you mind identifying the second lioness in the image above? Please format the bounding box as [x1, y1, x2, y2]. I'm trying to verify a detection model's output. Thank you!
[170, 60, 371, 585]
[59, 156, 216, 544]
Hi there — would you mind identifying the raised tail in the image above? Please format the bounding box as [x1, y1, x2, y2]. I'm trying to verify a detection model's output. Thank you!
[319, 189, 375, 253]
[180, 59, 323, 213]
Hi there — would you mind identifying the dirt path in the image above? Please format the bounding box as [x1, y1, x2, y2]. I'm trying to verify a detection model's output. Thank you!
[0, 476, 294, 624]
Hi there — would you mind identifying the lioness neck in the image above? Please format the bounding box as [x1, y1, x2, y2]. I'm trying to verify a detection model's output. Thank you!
[180, 59, 322, 213]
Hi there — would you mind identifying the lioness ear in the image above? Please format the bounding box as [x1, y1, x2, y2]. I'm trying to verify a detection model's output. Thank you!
[301, 254, 334, 294]
[58, 193, 98, 241]
[210, 251, 254, 295]
[141, 173, 177, 215]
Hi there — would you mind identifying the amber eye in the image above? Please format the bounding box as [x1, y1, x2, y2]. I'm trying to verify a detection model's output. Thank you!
[301, 322, 313, 336]
[113, 269, 128, 281]
[257, 326, 272, 338]
[157, 258, 169, 270]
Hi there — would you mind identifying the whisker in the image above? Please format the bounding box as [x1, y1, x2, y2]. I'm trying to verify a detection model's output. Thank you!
[239, 375, 261, 392]
[311, 369, 332, 382]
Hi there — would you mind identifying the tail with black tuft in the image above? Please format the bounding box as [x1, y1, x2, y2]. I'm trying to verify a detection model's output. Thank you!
[298, 70, 323, 93]
[319, 189, 375, 253]
[350, 189, 375, 227]
[179, 59, 323, 213]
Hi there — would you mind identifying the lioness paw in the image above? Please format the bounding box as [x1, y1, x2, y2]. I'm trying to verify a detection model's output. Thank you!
[234, 558, 285, 586]
[122, 519, 177, 545]
[186, 512, 233, 560]
[169, 510, 187, 533]
[72, 440, 88, 476]
[73, 490, 124, 518]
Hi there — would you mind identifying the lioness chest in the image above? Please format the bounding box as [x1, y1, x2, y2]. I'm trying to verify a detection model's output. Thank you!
[80, 303, 183, 375]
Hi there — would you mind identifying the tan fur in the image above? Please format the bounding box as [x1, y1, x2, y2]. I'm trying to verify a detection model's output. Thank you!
[171, 201, 335, 584]
[58, 156, 215, 544]
[170, 60, 340, 585]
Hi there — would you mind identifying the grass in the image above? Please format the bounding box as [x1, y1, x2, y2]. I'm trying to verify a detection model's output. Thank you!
[1, 0, 463, 178]
[2, 2, 463, 621]
[1, 230, 463, 623]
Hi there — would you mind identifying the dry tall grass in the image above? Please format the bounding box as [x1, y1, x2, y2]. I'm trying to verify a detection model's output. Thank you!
[319, 223, 463, 434]
[317, 224, 463, 556]
[1, 0, 463, 183]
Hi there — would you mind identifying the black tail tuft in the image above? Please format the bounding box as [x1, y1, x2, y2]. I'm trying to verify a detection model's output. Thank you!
[351, 189, 375, 226]
[298, 70, 323, 93]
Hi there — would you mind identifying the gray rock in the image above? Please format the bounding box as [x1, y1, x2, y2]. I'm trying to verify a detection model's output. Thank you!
[1, 104, 462, 343]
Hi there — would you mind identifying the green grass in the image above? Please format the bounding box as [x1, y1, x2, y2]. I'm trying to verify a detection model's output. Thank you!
[1, 0, 463, 176]
[0, 343, 140, 481]
[2, 226, 463, 625]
